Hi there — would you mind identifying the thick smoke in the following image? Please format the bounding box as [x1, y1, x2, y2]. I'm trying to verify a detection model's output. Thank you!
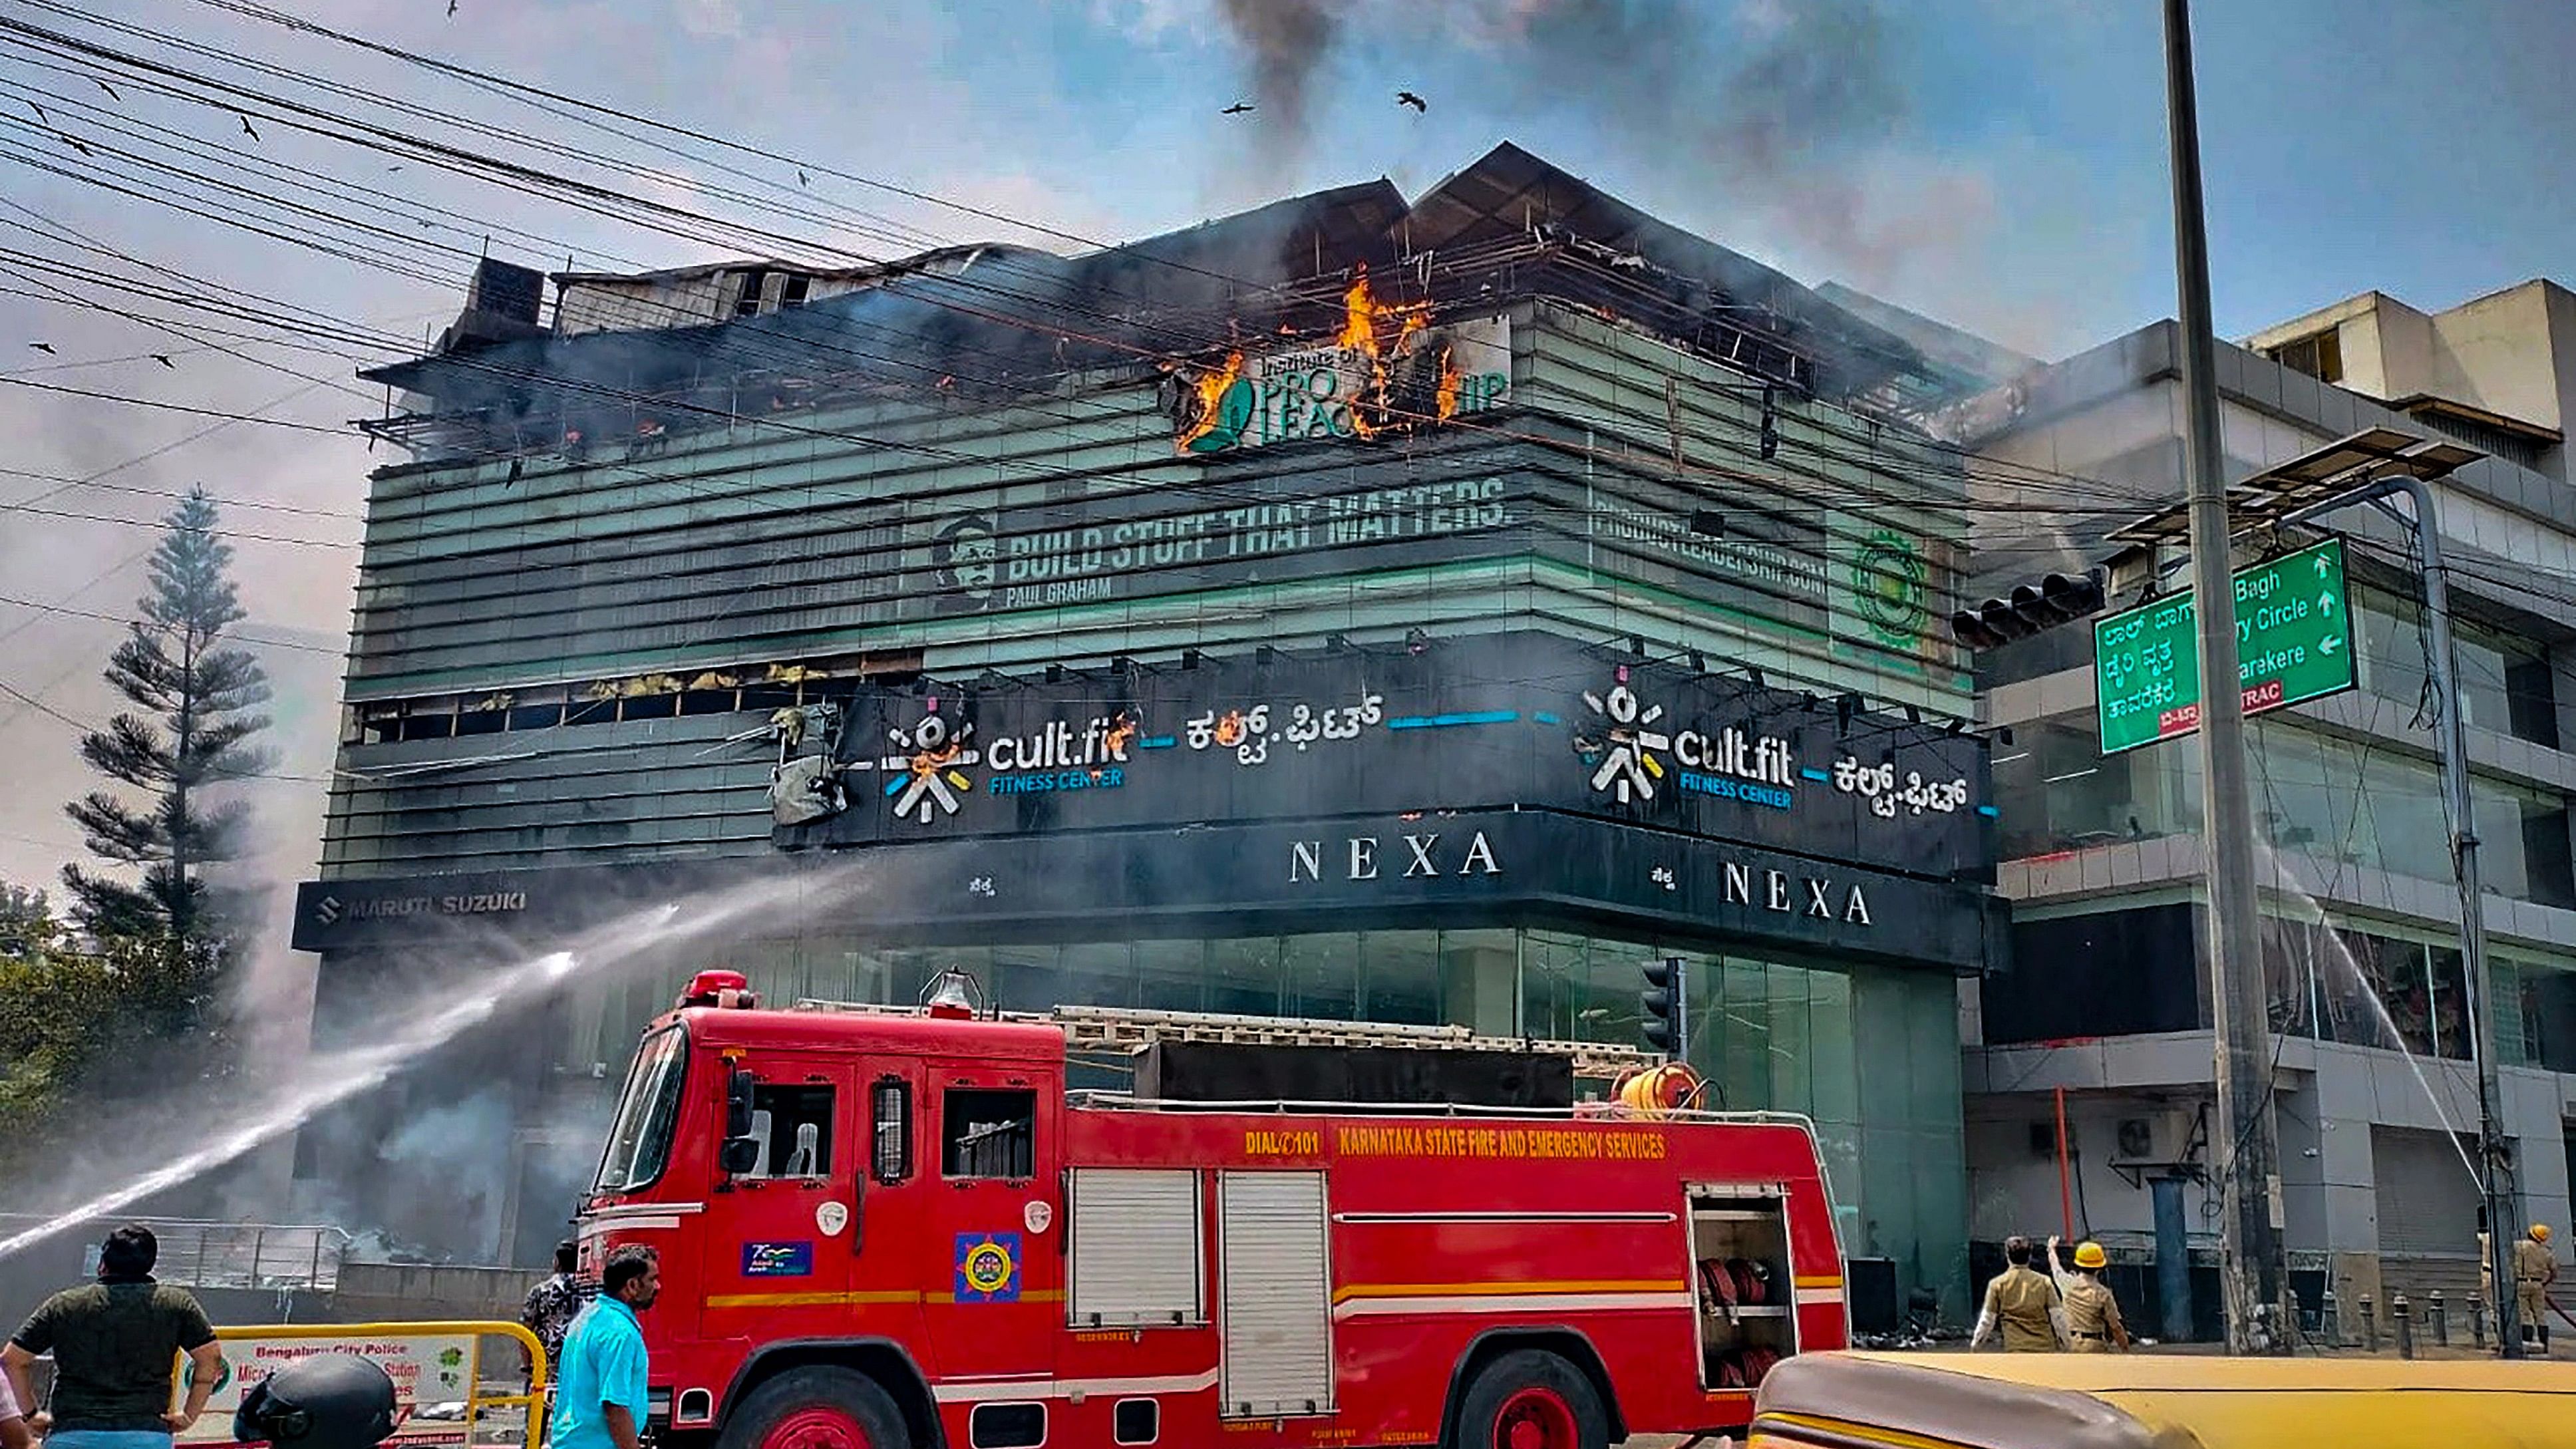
[1211, 0, 1985, 298]
[1214, 0, 1347, 162]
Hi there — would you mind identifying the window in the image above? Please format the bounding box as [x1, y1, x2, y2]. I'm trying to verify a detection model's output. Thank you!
[872, 1077, 913, 1184]
[943, 1087, 1036, 1179]
[2270, 329, 2344, 384]
[744, 1083, 834, 1178]
[1113, 1399, 1158, 1446]
[595, 1024, 688, 1192]
[968, 1403, 1045, 1449]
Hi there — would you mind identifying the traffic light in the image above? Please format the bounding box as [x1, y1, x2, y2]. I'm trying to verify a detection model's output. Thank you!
[1641, 955, 1687, 1060]
[1949, 567, 2108, 650]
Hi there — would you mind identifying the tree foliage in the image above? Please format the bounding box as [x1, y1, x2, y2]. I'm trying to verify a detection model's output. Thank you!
[61, 486, 273, 946]
[0, 886, 223, 1146]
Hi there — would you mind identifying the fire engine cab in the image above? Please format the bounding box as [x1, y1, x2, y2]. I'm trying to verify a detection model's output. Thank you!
[578, 969, 1849, 1449]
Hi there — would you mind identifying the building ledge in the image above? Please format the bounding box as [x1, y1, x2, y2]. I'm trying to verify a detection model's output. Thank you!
[1998, 834, 2576, 954]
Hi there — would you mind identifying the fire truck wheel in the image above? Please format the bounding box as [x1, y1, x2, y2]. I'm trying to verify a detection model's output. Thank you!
[1452, 1349, 1609, 1449]
[721, 1367, 909, 1449]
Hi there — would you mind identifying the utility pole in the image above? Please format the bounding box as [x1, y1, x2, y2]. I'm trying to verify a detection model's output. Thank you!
[2285, 468, 2523, 1357]
[2162, 0, 2288, 1353]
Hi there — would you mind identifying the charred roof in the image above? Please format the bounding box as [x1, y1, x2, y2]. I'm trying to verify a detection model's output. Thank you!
[361, 143, 1949, 459]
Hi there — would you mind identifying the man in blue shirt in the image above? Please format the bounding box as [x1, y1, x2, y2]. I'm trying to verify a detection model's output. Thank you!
[550, 1247, 659, 1449]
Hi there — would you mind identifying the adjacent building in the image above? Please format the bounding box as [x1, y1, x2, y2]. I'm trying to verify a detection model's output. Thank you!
[1958, 296, 2576, 1336]
[290, 144, 2002, 1303]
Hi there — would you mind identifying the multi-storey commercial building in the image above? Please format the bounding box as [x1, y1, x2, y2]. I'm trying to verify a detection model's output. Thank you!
[1959, 297, 2576, 1338]
[287, 145, 2004, 1303]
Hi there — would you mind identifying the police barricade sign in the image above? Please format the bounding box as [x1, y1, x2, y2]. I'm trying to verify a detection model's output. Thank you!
[173, 1324, 532, 1449]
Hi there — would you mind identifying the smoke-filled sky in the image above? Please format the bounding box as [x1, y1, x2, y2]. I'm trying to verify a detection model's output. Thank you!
[3, 0, 2574, 919]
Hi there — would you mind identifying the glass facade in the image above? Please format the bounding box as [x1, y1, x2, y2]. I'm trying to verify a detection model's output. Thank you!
[1993, 901, 2576, 1078]
[550, 924, 1971, 1311]
[1995, 715, 2576, 909]
[2350, 585, 2557, 748]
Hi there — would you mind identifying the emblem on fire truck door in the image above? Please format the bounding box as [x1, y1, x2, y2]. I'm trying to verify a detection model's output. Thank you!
[953, 1232, 1022, 1303]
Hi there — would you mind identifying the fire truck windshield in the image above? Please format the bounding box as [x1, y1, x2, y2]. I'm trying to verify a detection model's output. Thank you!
[593, 1022, 688, 1193]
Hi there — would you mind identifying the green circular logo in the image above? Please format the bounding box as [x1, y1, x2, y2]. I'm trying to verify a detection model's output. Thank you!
[1852, 530, 1929, 646]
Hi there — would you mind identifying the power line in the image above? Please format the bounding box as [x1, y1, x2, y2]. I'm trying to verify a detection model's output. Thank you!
[0, 591, 347, 654]
[0, 373, 348, 430]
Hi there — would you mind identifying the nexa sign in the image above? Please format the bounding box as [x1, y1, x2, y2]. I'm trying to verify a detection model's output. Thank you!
[1291, 830, 1504, 883]
[1719, 860, 1872, 927]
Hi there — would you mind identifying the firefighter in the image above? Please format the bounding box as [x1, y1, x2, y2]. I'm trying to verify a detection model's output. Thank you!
[1970, 1236, 2068, 1351]
[2517, 1223, 2558, 1355]
[2046, 1235, 2129, 1353]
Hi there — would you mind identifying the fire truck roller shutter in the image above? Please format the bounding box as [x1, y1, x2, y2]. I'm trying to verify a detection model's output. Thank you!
[1219, 1170, 1335, 1418]
[1069, 1168, 1204, 1327]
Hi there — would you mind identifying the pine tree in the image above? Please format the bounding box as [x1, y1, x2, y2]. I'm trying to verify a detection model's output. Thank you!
[61, 486, 273, 949]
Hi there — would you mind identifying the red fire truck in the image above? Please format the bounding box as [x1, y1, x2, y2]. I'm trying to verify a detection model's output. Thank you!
[576, 971, 1849, 1449]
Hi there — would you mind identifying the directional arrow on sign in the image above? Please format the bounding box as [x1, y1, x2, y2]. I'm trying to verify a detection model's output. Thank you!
[2321, 633, 2344, 656]
[2316, 554, 2333, 577]
[2319, 591, 2338, 613]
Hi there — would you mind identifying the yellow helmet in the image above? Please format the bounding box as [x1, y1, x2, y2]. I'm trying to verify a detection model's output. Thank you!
[2073, 1241, 2109, 1270]
[2535, 1223, 2553, 1243]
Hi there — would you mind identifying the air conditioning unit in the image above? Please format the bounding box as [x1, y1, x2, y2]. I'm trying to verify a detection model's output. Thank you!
[2112, 1112, 2195, 1165]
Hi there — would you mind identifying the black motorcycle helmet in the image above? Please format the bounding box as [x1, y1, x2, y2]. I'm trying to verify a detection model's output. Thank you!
[231, 1354, 398, 1449]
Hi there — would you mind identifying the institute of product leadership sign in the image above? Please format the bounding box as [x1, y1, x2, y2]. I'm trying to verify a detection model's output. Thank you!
[789, 629, 1993, 885]
[176, 1334, 478, 1449]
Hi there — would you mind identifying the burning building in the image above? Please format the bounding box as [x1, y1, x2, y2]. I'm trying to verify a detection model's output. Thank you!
[293, 144, 2003, 1307]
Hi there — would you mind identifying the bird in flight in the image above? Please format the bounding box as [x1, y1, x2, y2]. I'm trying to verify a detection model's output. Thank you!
[150, 354, 175, 369]
[240, 114, 260, 140]
[796, 168, 810, 185]
[1221, 100, 1255, 115]
[1396, 90, 1428, 112]
[62, 134, 92, 157]
[29, 343, 57, 355]
[448, 0, 459, 15]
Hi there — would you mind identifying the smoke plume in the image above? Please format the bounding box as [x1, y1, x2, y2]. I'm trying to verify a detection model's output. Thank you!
[1209, 0, 1989, 299]
[1213, 0, 1347, 164]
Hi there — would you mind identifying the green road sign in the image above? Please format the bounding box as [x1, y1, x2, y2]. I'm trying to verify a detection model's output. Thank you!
[2094, 536, 2355, 754]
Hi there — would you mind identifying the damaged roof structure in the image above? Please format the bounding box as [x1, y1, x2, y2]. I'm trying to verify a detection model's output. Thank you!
[361, 143, 1967, 462]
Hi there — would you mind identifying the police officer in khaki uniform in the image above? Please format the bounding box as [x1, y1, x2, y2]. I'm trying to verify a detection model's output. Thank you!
[1971, 1236, 2068, 1351]
[2517, 1223, 2559, 1354]
[2046, 1235, 2130, 1353]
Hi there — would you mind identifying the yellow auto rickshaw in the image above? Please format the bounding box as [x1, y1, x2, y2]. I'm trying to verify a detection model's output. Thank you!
[1749, 1351, 2576, 1448]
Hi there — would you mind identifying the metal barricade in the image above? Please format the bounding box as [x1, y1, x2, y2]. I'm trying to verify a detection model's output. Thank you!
[183, 1321, 550, 1449]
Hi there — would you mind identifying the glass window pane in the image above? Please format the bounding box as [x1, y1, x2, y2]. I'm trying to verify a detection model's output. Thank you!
[1362, 930, 1442, 1026]
[1058, 941, 1136, 1008]
[1279, 932, 1361, 1020]
[1136, 938, 1207, 1013]
[1207, 936, 1279, 1017]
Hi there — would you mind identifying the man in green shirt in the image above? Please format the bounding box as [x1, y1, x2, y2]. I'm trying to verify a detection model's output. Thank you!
[1, 1224, 226, 1449]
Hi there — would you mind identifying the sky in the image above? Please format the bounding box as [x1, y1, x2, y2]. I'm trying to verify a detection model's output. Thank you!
[3, 0, 2574, 949]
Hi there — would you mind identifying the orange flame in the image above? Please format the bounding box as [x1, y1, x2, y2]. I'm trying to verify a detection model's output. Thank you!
[1177, 351, 1245, 451]
[1213, 710, 1246, 747]
[1435, 345, 1461, 422]
[1105, 715, 1140, 754]
[909, 742, 961, 777]
[1336, 267, 1436, 438]
[1337, 269, 1432, 361]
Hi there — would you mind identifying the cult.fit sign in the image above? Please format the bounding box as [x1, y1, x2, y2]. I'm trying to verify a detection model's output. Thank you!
[798, 633, 1991, 886]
